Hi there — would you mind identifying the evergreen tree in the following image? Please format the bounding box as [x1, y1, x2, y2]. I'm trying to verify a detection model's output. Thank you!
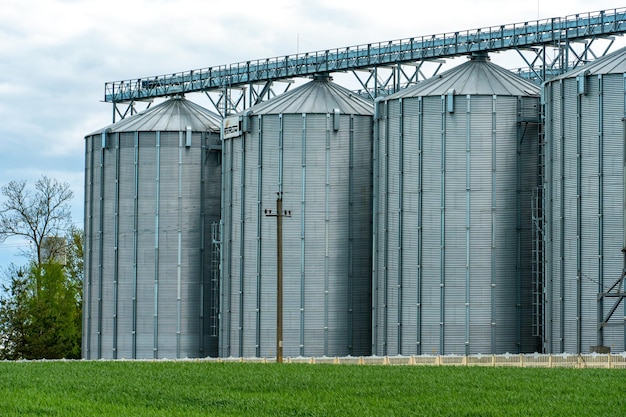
[0, 176, 82, 359]
[0, 266, 29, 360]
[21, 263, 81, 359]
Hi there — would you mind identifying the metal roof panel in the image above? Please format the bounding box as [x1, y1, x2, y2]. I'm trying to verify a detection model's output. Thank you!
[247, 77, 374, 115]
[87, 97, 221, 136]
[549, 45, 626, 81]
[387, 54, 540, 98]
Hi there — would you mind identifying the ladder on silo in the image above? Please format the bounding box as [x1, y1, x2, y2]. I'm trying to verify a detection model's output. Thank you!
[531, 187, 544, 339]
[531, 122, 545, 342]
[210, 222, 221, 338]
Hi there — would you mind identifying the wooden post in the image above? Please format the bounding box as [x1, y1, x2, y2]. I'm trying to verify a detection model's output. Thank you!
[265, 194, 290, 363]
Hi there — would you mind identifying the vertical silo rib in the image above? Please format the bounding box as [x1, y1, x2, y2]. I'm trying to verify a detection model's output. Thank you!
[383, 102, 390, 355]
[300, 113, 306, 357]
[371, 102, 380, 355]
[398, 99, 404, 354]
[256, 116, 263, 358]
[620, 74, 626, 350]
[239, 128, 246, 358]
[440, 95, 446, 354]
[113, 134, 120, 359]
[199, 133, 206, 357]
[515, 97, 528, 352]
[417, 96, 423, 355]
[622, 75, 626, 351]
[133, 131, 139, 359]
[85, 138, 94, 359]
[98, 135, 105, 359]
[221, 137, 227, 357]
[324, 113, 330, 356]
[225, 131, 234, 358]
[515, 97, 522, 352]
[597, 75, 605, 348]
[279, 114, 284, 195]
[546, 84, 557, 353]
[576, 83, 583, 354]
[220, 134, 227, 357]
[219, 131, 225, 358]
[348, 114, 355, 355]
[216, 165, 224, 356]
[491, 95, 497, 353]
[559, 80, 566, 353]
[465, 95, 471, 356]
[83, 139, 90, 358]
[545, 85, 553, 353]
[154, 132, 161, 358]
[177, 131, 183, 359]
[279, 113, 285, 357]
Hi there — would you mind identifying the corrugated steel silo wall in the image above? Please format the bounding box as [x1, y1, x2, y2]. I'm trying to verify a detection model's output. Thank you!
[221, 113, 372, 358]
[83, 130, 221, 359]
[544, 74, 625, 353]
[373, 94, 540, 356]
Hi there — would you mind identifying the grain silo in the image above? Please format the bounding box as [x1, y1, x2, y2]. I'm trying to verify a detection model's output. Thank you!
[373, 52, 542, 356]
[221, 75, 373, 358]
[543, 47, 626, 354]
[83, 97, 222, 359]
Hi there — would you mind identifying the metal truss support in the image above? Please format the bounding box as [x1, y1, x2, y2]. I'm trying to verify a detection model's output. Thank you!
[109, 80, 296, 122]
[106, 8, 626, 120]
[105, 8, 626, 104]
[201, 79, 296, 117]
[112, 100, 153, 123]
[513, 36, 616, 82]
[349, 60, 445, 98]
[598, 262, 626, 335]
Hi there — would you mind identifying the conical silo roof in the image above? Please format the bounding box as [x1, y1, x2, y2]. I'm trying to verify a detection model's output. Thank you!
[387, 53, 539, 98]
[550, 45, 626, 80]
[247, 75, 373, 115]
[89, 97, 221, 135]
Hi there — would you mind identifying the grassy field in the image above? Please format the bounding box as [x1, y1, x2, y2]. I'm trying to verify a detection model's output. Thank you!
[0, 361, 624, 416]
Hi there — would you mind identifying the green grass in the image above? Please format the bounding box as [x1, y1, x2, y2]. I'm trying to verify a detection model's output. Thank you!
[0, 361, 624, 416]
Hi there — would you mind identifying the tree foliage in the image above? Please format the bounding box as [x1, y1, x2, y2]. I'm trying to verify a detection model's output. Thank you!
[0, 265, 29, 359]
[64, 226, 84, 299]
[0, 176, 81, 359]
[0, 262, 82, 359]
[0, 175, 73, 267]
[28, 262, 81, 359]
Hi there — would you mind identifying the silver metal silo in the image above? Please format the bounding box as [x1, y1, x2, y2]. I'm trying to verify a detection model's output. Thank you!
[544, 47, 626, 354]
[83, 97, 222, 359]
[373, 53, 542, 356]
[221, 75, 373, 358]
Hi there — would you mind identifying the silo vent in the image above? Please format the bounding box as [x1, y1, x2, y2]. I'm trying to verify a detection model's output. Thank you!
[470, 51, 490, 61]
[185, 126, 192, 147]
[313, 73, 333, 82]
[333, 108, 341, 130]
[446, 89, 455, 113]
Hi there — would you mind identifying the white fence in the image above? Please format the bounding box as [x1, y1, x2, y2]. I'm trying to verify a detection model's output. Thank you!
[208, 353, 626, 368]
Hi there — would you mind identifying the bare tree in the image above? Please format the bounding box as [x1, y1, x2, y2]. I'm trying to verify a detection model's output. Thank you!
[0, 175, 73, 267]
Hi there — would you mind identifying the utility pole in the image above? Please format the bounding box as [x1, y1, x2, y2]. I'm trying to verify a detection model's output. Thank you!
[264, 192, 291, 363]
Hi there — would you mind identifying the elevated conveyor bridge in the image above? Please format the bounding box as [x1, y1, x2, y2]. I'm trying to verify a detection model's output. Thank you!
[105, 8, 626, 119]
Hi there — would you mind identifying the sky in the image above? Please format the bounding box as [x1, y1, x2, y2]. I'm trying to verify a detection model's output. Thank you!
[1, 0, 625, 272]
